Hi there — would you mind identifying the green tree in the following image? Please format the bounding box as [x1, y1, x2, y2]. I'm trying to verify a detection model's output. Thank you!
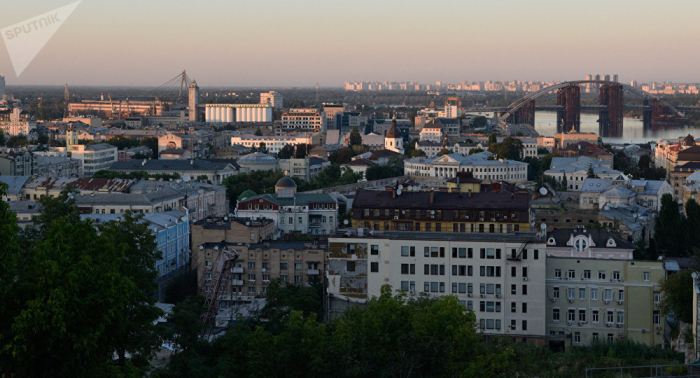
[488, 136, 523, 161]
[259, 280, 324, 326]
[365, 156, 404, 181]
[587, 165, 596, 178]
[254, 128, 263, 136]
[438, 148, 451, 156]
[468, 147, 484, 155]
[660, 270, 694, 323]
[655, 194, 685, 257]
[277, 144, 295, 159]
[164, 268, 199, 304]
[488, 133, 497, 146]
[258, 142, 268, 154]
[349, 127, 363, 147]
[471, 116, 488, 128]
[685, 198, 700, 250]
[410, 149, 427, 158]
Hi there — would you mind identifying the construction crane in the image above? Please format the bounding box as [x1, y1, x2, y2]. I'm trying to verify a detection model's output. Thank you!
[200, 246, 239, 335]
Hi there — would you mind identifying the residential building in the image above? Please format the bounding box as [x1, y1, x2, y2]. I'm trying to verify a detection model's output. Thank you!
[327, 229, 547, 342]
[70, 144, 117, 177]
[192, 240, 326, 313]
[260, 91, 283, 109]
[117, 146, 153, 162]
[74, 187, 184, 215]
[281, 108, 326, 133]
[554, 132, 599, 149]
[654, 135, 699, 178]
[158, 132, 208, 158]
[671, 162, 700, 201]
[0, 108, 36, 136]
[128, 180, 229, 222]
[434, 118, 460, 142]
[205, 104, 273, 123]
[0, 151, 36, 176]
[420, 124, 443, 143]
[191, 217, 276, 248]
[0, 176, 30, 202]
[235, 177, 338, 236]
[231, 134, 315, 155]
[544, 156, 622, 191]
[545, 228, 664, 347]
[108, 159, 238, 185]
[351, 183, 531, 233]
[34, 156, 81, 177]
[21, 176, 137, 200]
[404, 151, 528, 182]
[278, 157, 331, 181]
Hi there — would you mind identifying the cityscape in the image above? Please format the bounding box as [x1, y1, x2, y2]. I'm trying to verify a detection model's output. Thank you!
[3, 1, 700, 377]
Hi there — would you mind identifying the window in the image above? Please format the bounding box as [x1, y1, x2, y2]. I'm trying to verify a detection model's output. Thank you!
[604, 289, 612, 301]
[522, 285, 527, 295]
[607, 333, 614, 342]
[511, 267, 516, 277]
[295, 275, 302, 283]
[568, 309, 575, 322]
[612, 271, 620, 280]
[424, 282, 430, 292]
[522, 320, 527, 331]
[654, 291, 661, 304]
[579, 288, 586, 300]
[568, 288, 575, 300]
[424, 247, 430, 257]
[555, 269, 562, 278]
[459, 248, 467, 258]
[468, 248, 473, 258]
[643, 272, 650, 281]
[522, 303, 527, 313]
[280, 262, 288, 270]
[370, 262, 378, 272]
[534, 249, 539, 260]
[653, 310, 660, 325]
[616, 311, 624, 324]
[511, 319, 516, 330]
[511, 284, 517, 295]
[280, 275, 287, 282]
[401, 281, 410, 291]
[618, 290, 624, 302]
[567, 270, 575, 279]
[592, 310, 599, 323]
[598, 270, 606, 280]
[553, 287, 559, 299]
[467, 301, 473, 311]
[248, 262, 256, 269]
[583, 270, 591, 279]
[511, 302, 517, 313]
[347, 261, 356, 272]
[578, 310, 586, 322]
[468, 283, 473, 293]
[592, 333, 599, 341]
[431, 282, 439, 292]
[591, 288, 598, 301]
[402, 264, 410, 274]
[574, 332, 581, 344]
[295, 263, 302, 270]
[553, 308, 560, 321]
[522, 267, 528, 278]
[248, 286, 256, 293]
[248, 274, 255, 281]
[607, 311, 614, 323]
[371, 245, 379, 255]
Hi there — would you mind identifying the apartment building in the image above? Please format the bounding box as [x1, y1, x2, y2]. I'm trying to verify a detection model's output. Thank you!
[70, 143, 117, 177]
[327, 229, 547, 342]
[280, 108, 326, 133]
[0, 151, 36, 176]
[231, 134, 315, 155]
[545, 228, 664, 348]
[0, 108, 36, 136]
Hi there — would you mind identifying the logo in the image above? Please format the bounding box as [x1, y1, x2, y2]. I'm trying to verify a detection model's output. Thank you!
[2, 1, 82, 77]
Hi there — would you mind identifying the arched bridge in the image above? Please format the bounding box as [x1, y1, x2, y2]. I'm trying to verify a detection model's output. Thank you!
[469, 80, 687, 137]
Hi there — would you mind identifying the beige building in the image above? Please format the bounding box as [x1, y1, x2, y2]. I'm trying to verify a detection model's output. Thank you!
[69, 143, 117, 177]
[191, 217, 276, 250]
[281, 108, 326, 133]
[553, 132, 599, 149]
[545, 228, 664, 347]
[328, 230, 547, 343]
[260, 91, 283, 109]
[0, 108, 36, 136]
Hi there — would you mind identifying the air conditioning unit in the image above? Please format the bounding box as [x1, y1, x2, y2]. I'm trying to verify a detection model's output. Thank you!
[393, 216, 399, 220]
[581, 278, 587, 281]
[491, 218, 496, 222]
[467, 293, 473, 297]
[616, 324, 622, 328]
[617, 300, 624, 305]
[610, 278, 614, 282]
[408, 289, 416, 296]
[480, 294, 486, 298]
[579, 321, 585, 325]
[496, 294, 501, 298]
[568, 299, 574, 303]
[523, 277, 529, 281]
[606, 323, 613, 327]
[654, 302, 660, 307]
[656, 326, 662, 330]
[567, 321, 573, 326]
[564, 277, 569, 281]
[618, 332, 624, 336]
[479, 218, 484, 221]
[603, 300, 609, 304]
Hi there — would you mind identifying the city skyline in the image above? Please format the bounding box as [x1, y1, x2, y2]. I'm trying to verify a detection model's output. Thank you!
[0, 0, 699, 87]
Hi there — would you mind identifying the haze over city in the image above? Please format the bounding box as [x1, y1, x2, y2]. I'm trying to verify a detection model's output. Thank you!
[1, 0, 699, 86]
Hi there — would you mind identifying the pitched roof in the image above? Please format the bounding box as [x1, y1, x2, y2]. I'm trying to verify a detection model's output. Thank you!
[109, 159, 235, 172]
[240, 192, 337, 206]
[547, 228, 635, 250]
[580, 178, 614, 193]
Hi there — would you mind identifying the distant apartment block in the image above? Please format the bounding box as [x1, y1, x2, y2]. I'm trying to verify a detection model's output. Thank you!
[70, 144, 117, 177]
[260, 91, 283, 109]
[0, 108, 36, 136]
[205, 104, 273, 123]
[231, 134, 314, 154]
[280, 108, 326, 133]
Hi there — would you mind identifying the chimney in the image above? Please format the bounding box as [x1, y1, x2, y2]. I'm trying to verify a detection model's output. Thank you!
[468, 189, 472, 198]
[429, 190, 434, 204]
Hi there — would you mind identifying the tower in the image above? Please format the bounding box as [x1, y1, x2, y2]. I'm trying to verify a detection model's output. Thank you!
[188, 79, 199, 121]
[66, 123, 78, 150]
[64, 84, 70, 102]
[384, 115, 404, 154]
[0, 74, 5, 99]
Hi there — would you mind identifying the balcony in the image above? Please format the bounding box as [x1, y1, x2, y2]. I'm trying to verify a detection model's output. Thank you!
[232, 267, 245, 274]
[306, 269, 320, 275]
[231, 280, 244, 286]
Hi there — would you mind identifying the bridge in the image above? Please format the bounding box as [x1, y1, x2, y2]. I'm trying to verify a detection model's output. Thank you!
[465, 80, 689, 137]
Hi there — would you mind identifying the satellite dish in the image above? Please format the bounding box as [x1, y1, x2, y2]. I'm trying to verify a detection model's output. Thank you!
[540, 223, 547, 231]
[262, 268, 267, 272]
[693, 272, 698, 280]
[396, 188, 402, 196]
[224, 216, 228, 221]
[539, 187, 548, 196]
[407, 186, 413, 191]
[343, 219, 349, 225]
[431, 210, 436, 215]
[199, 245, 204, 250]
[398, 185, 404, 190]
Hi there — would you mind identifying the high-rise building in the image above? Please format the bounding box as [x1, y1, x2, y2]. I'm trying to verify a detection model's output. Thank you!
[0, 74, 5, 99]
[585, 75, 592, 93]
[260, 91, 283, 109]
[188, 80, 199, 121]
[603, 74, 611, 82]
[613, 74, 619, 83]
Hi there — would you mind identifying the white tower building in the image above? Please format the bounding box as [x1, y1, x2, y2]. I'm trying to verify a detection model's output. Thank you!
[384, 116, 404, 154]
[188, 80, 199, 121]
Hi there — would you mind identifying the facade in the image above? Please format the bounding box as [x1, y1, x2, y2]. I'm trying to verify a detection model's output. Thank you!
[158, 132, 208, 158]
[205, 104, 273, 123]
[545, 156, 622, 191]
[191, 217, 276, 248]
[322, 104, 346, 128]
[545, 228, 664, 347]
[260, 91, 283, 109]
[0, 108, 36, 136]
[671, 162, 700, 201]
[420, 125, 443, 143]
[281, 108, 326, 133]
[554, 132, 599, 149]
[189, 80, 199, 121]
[404, 152, 528, 182]
[193, 240, 326, 311]
[109, 159, 238, 185]
[327, 230, 547, 341]
[0, 74, 5, 99]
[231, 134, 314, 154]
[0, 151, 36, 176]
[74, 187, 184, 215]
[384, 117, 404, 154]
[235, 177, 338, 236]
[34, 156, 82, 177]
[654, 135, 698, 178]
[351, 183, 531, 233]
[128, 180, 229, 222]
[70, 144, 117, 177]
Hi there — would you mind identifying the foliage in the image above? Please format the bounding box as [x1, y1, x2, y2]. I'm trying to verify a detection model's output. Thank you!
[259, 280, 324, 326]
[5, 134, 28, 147]
[277, 144, 295, 159]
[349, 127, 363, 147]
[254, 128, 263, 136]
[438, 148, 452, 156]
[329, 148, 354, 165]
[587, 165, 596, 178]
[92, 170, 181, 181]
[655, 194, 685, 257]
[365, 155, 404, 181]
[410, 148, 427, 158]
[467, 147, 484, 155]
[660, 269, 694, 323]
[471, 116, 488, 128]
[488, 136, 523, 161]
[0, 187, 163, 376]
[164, 268, 199, 304]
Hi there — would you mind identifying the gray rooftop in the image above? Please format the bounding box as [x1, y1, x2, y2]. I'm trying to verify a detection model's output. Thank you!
[0, 176, 30, 194]
[109, 159, 236, 172]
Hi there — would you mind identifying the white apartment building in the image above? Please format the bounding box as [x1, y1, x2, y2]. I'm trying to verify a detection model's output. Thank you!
[231, 134, 314, 154]
[260, 91, 283, 109]
[70, 143, 117, 177]
[205, 104, 273, 123]
[281, 108, 326, 133]
[0, 108, 36, 136]
[328, 230, 547, 340]
[420, 125, 443, 143]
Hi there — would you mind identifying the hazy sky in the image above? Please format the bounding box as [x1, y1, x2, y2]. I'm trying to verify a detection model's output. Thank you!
[0, 0, 698, 87]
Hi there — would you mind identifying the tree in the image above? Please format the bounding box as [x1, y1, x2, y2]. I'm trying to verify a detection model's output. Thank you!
[468, 147, 484, 155]
[277, 144, 295, 159]
[258, 142, 268, 154]
[587, 165, 596, 178]
[488, 136, 523, 161]
[410, 149, 427, 158]
[561, 173, 568, 191]
[254, 128, 263, 136]
[660, 270, 694, 323]
[438, 148, 451, 156]
[471, 116, 488, 128]
[259, 280, 324, 326]
[488, 133, 497, 146]
[365, 156, 404, 181]
[655, 194, 685, 257]
[685, 199, 700, 250]
[349, 127, 363, 147]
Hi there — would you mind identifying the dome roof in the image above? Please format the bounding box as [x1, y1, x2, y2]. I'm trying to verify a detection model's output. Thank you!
[275, 176, 297, 188]
[683, 134, 695, 147]
[238, 189, 257, 201]
[386, 117, 400, 139]
[238, 152, 277, 164]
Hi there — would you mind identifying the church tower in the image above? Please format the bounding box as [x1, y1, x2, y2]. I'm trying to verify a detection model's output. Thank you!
[66, 123, 78, 150]
[384, 115, 404, 154]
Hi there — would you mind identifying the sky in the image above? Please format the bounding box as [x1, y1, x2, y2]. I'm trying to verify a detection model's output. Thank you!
[0, 0, 698, 87]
